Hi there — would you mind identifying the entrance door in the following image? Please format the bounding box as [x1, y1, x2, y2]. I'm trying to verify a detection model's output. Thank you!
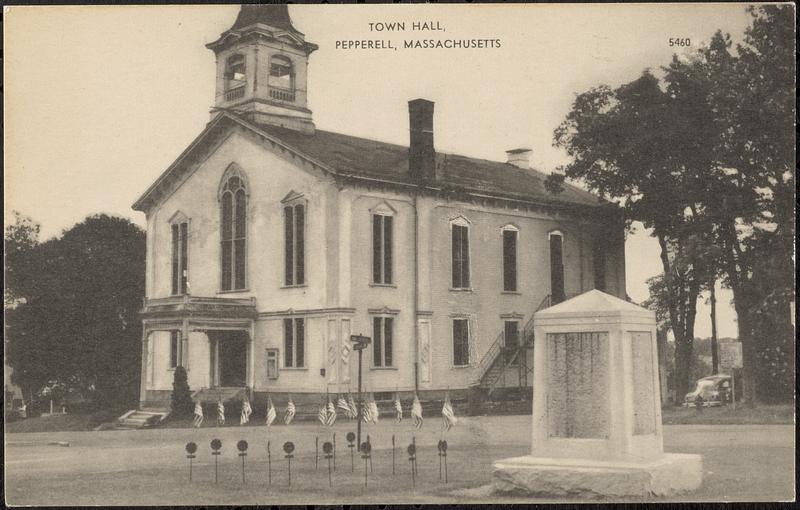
[209, 330, 248, 387]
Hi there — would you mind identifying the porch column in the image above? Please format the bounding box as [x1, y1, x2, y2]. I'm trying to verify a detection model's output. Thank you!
[139, 327, 149, 408]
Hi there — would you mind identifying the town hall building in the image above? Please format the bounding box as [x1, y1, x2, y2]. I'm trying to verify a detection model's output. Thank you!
[132, 5, 626, 409]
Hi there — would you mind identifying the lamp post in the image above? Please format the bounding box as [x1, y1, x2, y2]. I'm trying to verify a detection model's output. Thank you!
[350, 334, 371, 449]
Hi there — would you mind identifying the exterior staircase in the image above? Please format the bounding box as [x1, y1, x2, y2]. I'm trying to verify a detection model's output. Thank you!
[471, 294, 577, 397]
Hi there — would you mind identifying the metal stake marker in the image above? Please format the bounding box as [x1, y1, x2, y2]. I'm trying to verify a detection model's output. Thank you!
[333, 432, 336, 471]
[315, 436, 319, 469]
[323, 441, 334, 487]
[347, 432, 356, 472]
[407, 443, 416, 488]
[440, 440, 448, 484]
[283, 441, 295, 487]
[267, 441, 272, 486]
[367, 435, 373, 473]
[391, 434, 396, 475]
[185, 442, 197, 482]
[360, 441, 371, 487]
[210, 439, 222, 484]
[237, 440, 248, 484]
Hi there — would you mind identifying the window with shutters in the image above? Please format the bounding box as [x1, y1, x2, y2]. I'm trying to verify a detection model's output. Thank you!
[502, 225, 518, 292]
[451, 217, 471, 289]
[283, 201, 306, 286]
[452, 318, 470, 366]
[170, 215, 189, 295]
[549, 231, 565, 304]
[219, 166, 248, 291]
[372, 213, 394, 284]
[283, 318, 305, 368]
[372, 316, 394, 367]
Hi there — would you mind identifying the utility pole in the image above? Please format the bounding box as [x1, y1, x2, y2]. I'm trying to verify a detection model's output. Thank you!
[710, 283, 719, 375]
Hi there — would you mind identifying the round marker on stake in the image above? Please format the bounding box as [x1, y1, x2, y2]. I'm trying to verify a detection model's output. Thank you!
[347, 431, 356, 472]
[237, 439, 248, 484]
[407, 443, 416, 488]
[323, 441, 334, 487]
[210, 438, 222, 484]
[267, 440, 272, 485]
[283, 441, 295, 487]
[185, 442, 197, 482]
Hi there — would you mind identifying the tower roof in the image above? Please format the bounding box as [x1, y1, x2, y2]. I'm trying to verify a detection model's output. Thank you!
[229, 4, 301, 34]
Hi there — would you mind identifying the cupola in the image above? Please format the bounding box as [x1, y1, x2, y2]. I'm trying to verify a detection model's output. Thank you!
[206, 5, 318, 134]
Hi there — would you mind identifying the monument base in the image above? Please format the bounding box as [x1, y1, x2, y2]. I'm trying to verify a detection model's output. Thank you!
[493, 453, 702, 498]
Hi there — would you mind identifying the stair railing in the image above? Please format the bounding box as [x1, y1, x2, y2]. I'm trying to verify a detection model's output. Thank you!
[471, 330, 505, 386]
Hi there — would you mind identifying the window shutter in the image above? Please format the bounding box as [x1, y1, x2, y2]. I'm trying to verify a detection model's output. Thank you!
[295, 205, 305, 285]
[383, 216, 393, 284]
[171, 224, 180, 295]
[284, 206, 294, 285]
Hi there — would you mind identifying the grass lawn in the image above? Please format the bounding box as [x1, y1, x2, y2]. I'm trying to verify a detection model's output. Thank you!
[661, 404, 794, 425]
[5, 415, 795, 504]
[4, 410, 119, 434]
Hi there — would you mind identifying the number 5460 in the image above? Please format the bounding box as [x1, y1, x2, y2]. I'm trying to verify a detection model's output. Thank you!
[669, 38, 691, 47]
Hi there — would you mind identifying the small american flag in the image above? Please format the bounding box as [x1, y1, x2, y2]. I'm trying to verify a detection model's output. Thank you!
[240, 398, 252, 425]
[318, 403, 327, 426]
[217, 400, 225, 425]
[326, 399, 337, 426]
[347, 393, 358, 419]
[284, 399, 296, 425]
[442, 394, 457, 431]
[336, 395, 352, 418]
[361, 399, 372, 423]
[394, 394, 403, 422]
[411, 394, 423, 429]
[193, 401, 204, 428]
[368, 394, 380, 424]
[265, 396, 276, 427]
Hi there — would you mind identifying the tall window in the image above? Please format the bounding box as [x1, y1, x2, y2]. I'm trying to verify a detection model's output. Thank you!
[284, 204, 305, 286]
[220, 171, 247, 291]
[169, 331, 181, 368]
[502, 227, 518, 292]
[283, 318, 305, 368]
[372, 214, 393, 284]
[171, 221, 188, 295]
[225, 54, 246, 91]
[372, 316, 394, 367]
[593, 240, 606, 292]
[549, 231, 565, 304]
[504, 320, 520, 348]
[452, 222, 470, 289]
[452, 318, 470, 366]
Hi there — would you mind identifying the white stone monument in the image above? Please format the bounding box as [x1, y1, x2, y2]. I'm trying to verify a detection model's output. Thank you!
[493, 290, 702, 498]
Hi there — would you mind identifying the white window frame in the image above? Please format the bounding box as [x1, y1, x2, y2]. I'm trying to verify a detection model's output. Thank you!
[450, 215, 472, 290]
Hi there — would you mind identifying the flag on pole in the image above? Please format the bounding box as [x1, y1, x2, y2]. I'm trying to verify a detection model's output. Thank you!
[193, 401, 204, 428]
[368, 393, 380, 424]
[284, 398, 296, 425]
[217, 400, 225, 425]
[411, 394, 423, 429]
[240, 397, 252, 425]
[326, 398, 337, 426]
[265, 396, 276, 427]
[442, 394, 457, 431]
[347, 393, 358, 419]
[361, 396, 372, 423]
[318, 404, 327, 426]
[394, 394, 403, 422]
[337, 395, 352, 419]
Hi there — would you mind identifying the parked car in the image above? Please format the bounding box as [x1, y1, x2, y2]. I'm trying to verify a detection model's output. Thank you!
[683, 375, 735, 407]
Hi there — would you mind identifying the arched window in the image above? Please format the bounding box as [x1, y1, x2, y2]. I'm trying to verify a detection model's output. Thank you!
[269, 55, 295, 101]
[225, 54, 246, 90]
[220, 167, 247, 291]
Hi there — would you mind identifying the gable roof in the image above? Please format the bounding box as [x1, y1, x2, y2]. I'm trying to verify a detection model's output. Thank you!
[132, 111, 605, 213]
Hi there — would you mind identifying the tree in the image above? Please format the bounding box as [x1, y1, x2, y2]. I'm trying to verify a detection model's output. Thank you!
[5, 214, 146, 409]
[171, 366, 193, 417]
[550, 71, 706, 399]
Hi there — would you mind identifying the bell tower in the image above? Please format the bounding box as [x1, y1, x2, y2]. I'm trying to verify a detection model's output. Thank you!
[207, 5, 318, 134]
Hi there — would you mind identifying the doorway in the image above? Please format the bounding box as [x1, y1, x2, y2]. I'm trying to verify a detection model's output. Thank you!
[209, 330, 248, 387]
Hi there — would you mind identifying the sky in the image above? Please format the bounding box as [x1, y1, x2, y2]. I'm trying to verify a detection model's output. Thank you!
[5, 3, 754, 338]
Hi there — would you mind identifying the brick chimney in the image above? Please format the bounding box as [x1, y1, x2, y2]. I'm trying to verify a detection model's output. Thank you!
[408, 99, 436, 183]
[506, 148, 532, 169]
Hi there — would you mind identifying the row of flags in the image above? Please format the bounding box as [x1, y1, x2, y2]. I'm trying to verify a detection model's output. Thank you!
[192, 392, 457, 431]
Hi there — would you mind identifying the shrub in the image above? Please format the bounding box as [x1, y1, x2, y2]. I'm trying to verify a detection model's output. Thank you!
[170, 366, 193, 417]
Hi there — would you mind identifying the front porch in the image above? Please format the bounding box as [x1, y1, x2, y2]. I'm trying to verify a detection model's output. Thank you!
[139, 295, 257, 408]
